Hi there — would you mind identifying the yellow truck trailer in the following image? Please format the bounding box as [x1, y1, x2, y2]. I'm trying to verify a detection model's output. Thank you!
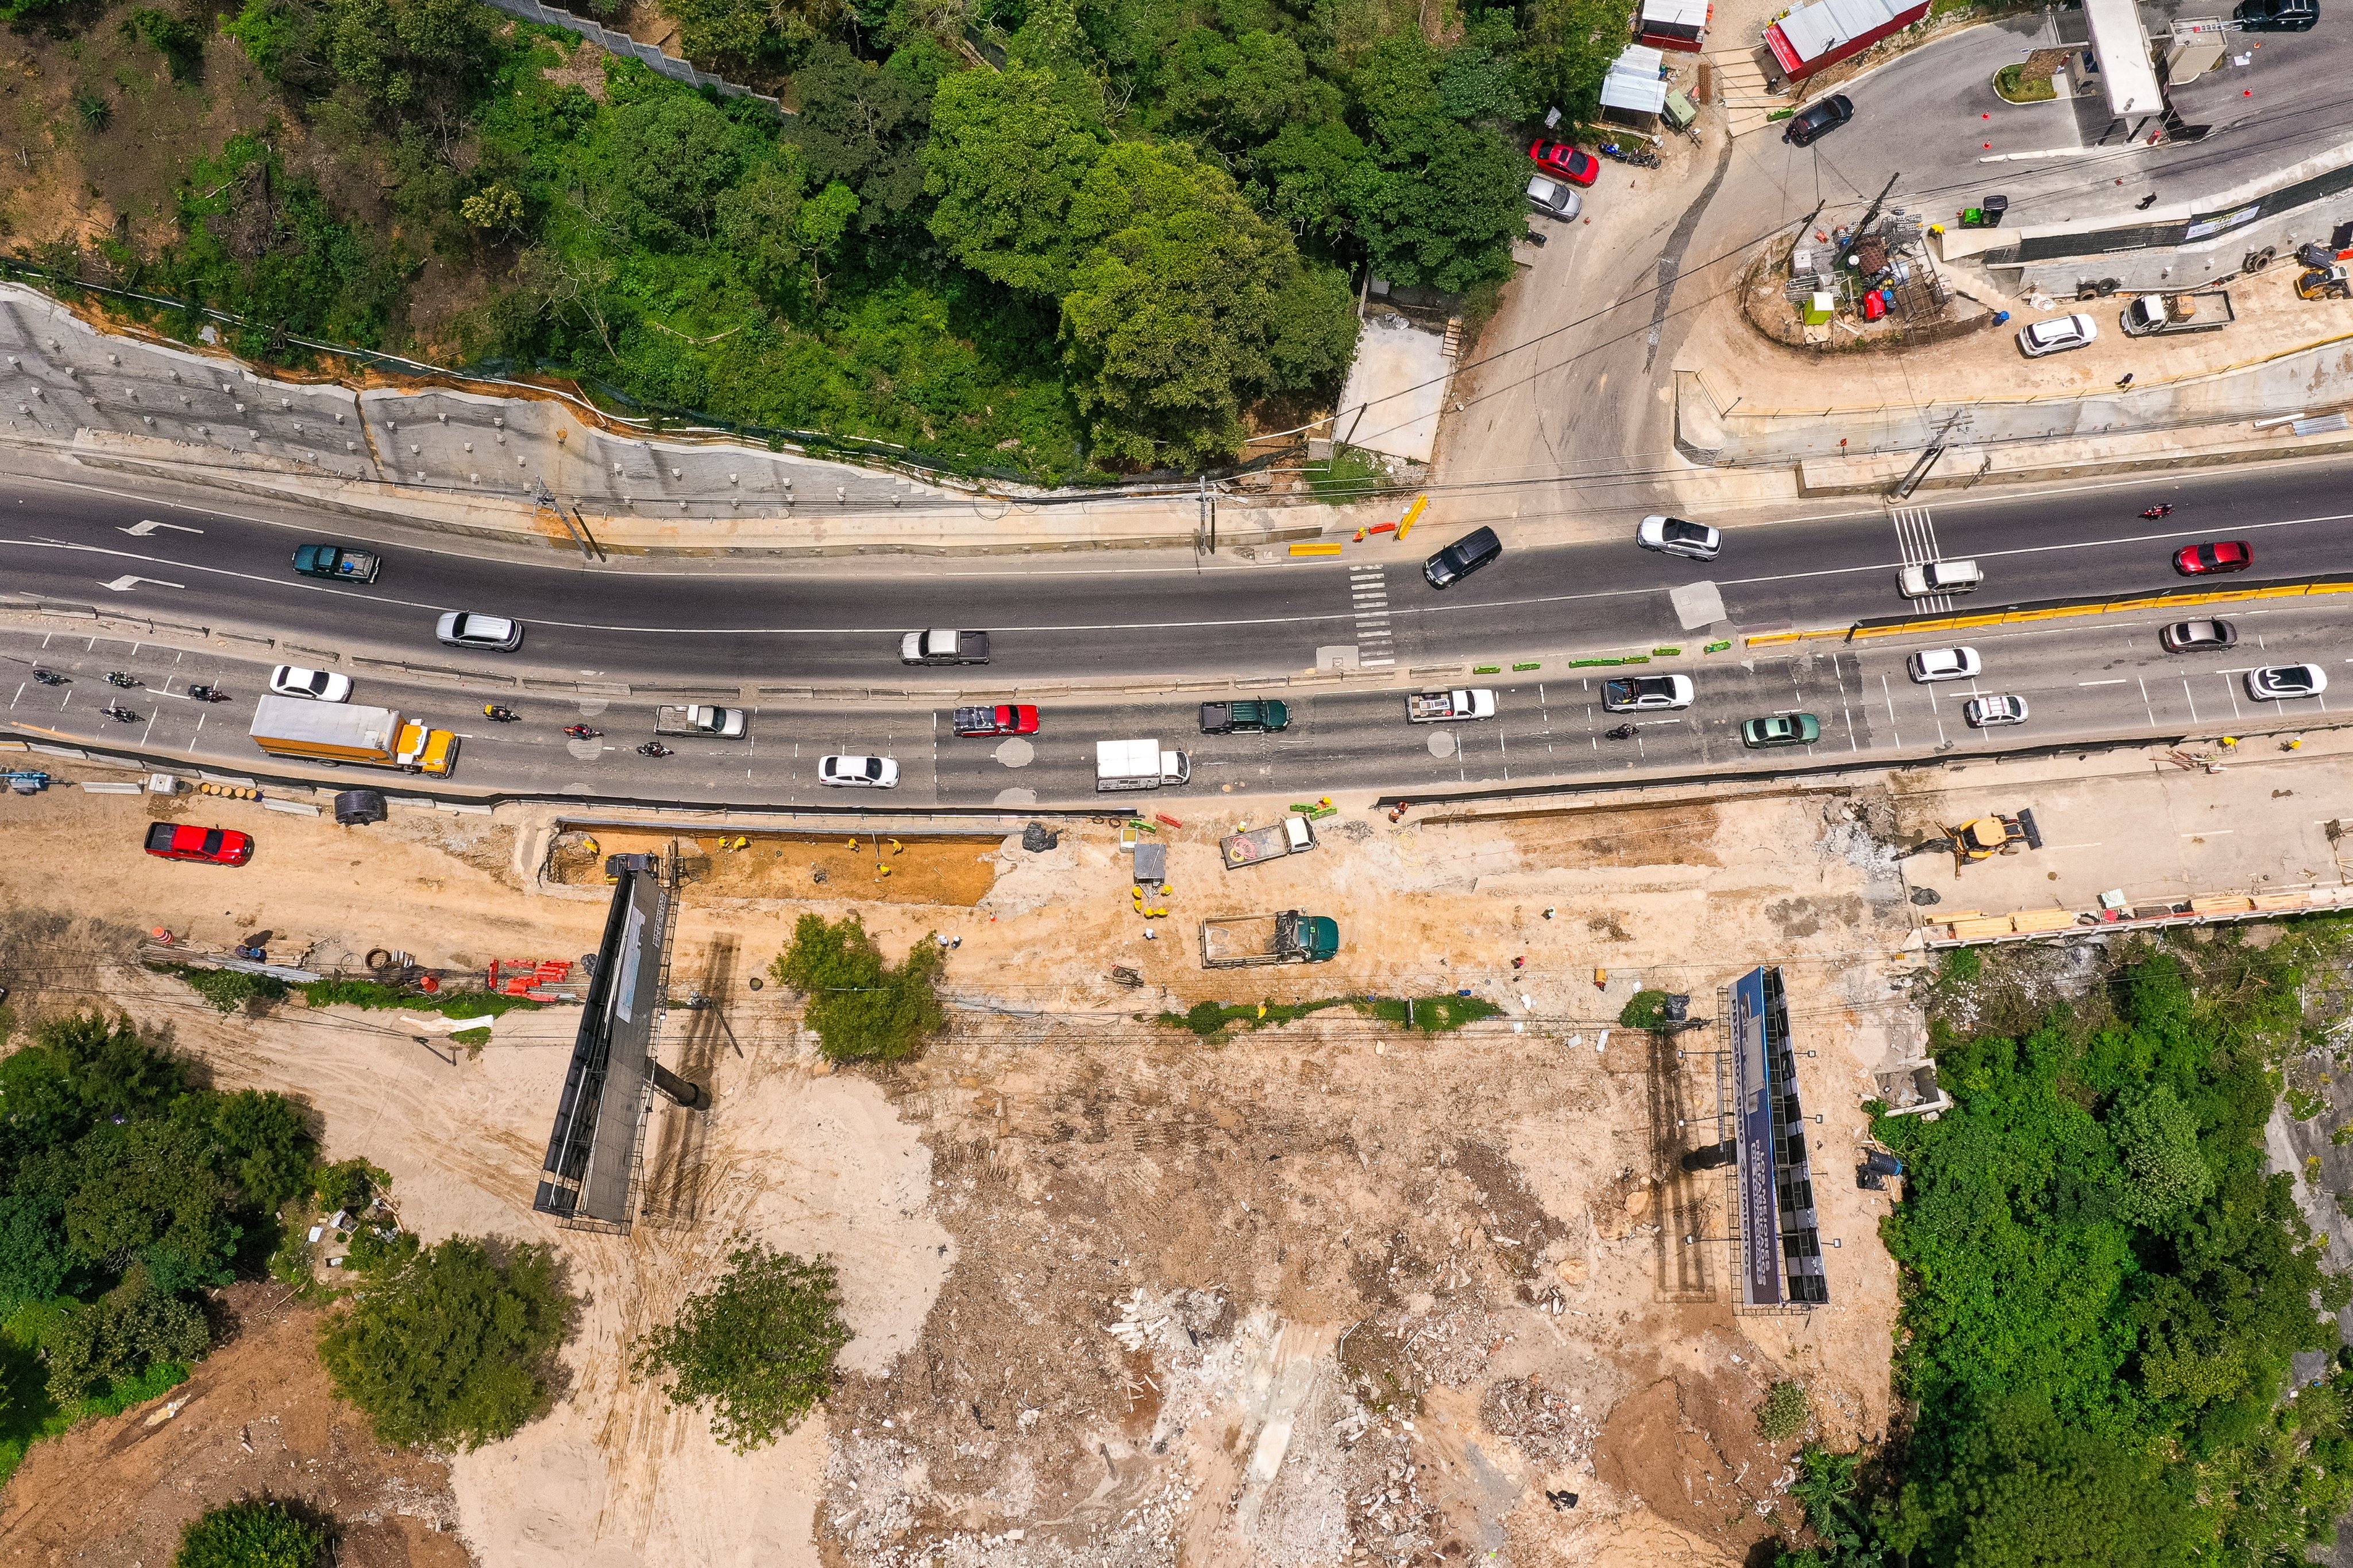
[249, 694, 458, 777]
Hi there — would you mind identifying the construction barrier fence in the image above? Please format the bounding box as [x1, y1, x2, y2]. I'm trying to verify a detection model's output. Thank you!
[1744, 573, 2353, 650]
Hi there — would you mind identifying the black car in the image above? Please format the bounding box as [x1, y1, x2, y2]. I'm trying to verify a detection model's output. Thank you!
[2236, 0, 2316, 29]
[1422, 526, 1502, 589]
[1781, 94, 1855, 147]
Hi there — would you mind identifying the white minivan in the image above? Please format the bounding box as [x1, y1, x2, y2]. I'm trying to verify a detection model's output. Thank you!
[1897, 559, 1982, 598]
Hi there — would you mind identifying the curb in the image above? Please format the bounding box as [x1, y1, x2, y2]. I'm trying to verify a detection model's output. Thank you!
[1742, 571, 2353, 647]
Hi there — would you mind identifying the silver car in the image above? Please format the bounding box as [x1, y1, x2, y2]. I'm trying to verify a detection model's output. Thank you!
[819, 754, 900, 788]
[435, 612, 523, 651]
[1908, 647, 1982, 683]
[1637, 516, 1721, 561]
[1526, 175, 1583, 219]
[1964, 694, 2030, 727]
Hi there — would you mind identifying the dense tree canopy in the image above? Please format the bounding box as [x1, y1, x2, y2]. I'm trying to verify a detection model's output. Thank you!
[1777, 936, 2353, 1568]
[34, 0, 1641, 476]
[634, 1243, 852, 1451]
[771, 913, 946, 1062]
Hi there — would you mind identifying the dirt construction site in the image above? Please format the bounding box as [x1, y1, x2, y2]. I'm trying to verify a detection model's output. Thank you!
[0, 757, 1946, 1568]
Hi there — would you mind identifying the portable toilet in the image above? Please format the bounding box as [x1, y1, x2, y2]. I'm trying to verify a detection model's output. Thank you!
[1802, 292, 1836, 325]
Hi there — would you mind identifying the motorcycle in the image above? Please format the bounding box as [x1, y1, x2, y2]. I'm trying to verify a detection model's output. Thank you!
[103, 671, 140, 689]
[99, 703, 140, 723]
[30, 669, 64, 686]
[637, 741, 673, 758]
[484, 704, 521, 723]
[186, 683, 224, 703]
[563, 725, 602, 740]
[2139, 504, 2173, 519]
[1604, 723, 1639, 740]
[1599, 140, 1661, 169]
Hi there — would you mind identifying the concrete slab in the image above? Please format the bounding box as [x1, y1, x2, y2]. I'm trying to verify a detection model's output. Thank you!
[1334, 314, 1451, 464]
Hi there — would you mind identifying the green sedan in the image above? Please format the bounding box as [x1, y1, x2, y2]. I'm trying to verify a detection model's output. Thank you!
[1741, 712, 1822, 748]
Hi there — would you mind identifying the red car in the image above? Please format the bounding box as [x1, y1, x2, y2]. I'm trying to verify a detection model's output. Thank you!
[1527, 140, 1599, 186]
[2174, 540, 2252, 576]
[144, 822, 253, 865]
[952, 704, 1040, 737]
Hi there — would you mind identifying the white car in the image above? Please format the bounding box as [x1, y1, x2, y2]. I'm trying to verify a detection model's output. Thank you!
[1897, 559, 1983, 598]
[1526, 175, 1583, 219]
[1637, 516, 1721, 561]
[819, 754, 900, 788]
[2017, 313, 2099, 357]
[2247, 664, 2327, 700]
[1600, 673, 1696, 712]
[268, 665, 352, 702]
[435, 612, 523, 651]
[1964, 694, 2030, 727]
[1908, 647, 1982, 683]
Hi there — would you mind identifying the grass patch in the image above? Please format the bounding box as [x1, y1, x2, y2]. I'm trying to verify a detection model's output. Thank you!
[1357, 995, 1503, 1032]
[1993, 63, 2057, 102]
[2288, 1086, 2330, 1121]
[0, 1299, 191, 1490]
[300, 979, 540, 1019]
[449, 1026, 492, 1048]
[1160, 998, 1349, 1036]
[146, 961, 287, 1014]
[1304, 445, 1389, 504]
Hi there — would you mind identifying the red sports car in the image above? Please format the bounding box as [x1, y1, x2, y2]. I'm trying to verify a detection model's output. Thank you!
[952, 704, 1040, 737]
[144, 822, 253, 865]
[1527, 140, 1599, 186]
[2174, 540, 2252, 576]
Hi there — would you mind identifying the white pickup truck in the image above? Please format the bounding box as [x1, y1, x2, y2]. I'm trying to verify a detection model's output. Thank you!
[1406, 688, 1497, 723]
[653, 705, 747, 738]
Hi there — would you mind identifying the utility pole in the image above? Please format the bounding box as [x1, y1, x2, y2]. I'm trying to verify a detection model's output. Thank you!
[1201, 475, 1214, 555]
[1851, 173, 1900, 244]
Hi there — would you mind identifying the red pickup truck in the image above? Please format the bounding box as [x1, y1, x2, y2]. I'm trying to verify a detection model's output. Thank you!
[144, 822, 253, 865]
[953, 704, 1039, 737]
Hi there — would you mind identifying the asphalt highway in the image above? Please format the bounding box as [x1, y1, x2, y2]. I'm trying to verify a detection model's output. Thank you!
[7, 461, 2353, 691]
[10, 592, 2348, 809]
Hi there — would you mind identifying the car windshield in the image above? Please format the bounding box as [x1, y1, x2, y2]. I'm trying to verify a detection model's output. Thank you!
[861, 759, 883, 777]
[200, 830, 223, 853]
[2274, 669, 2316, 690]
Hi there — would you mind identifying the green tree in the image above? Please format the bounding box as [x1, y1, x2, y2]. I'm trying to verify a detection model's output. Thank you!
[634, 1243, 852, 1451]
[923, 65, 1105, 295]
[770, 913, 945, 1063]
[2109, 1083, 2212, 1227]
[174, 1499, 328, 1568]
[1519, 0, 1633, 124]
[318, 1237, 569, 1449]
[784, 41, 939, 234]
[44, 1262, 211, 1405]
[612, 93, 748, 245]
[63, 1121, 241, 1292]
[125, 8, 208, 80]
[0, 1191, 74, 1311]
[666, 0, 844, 71]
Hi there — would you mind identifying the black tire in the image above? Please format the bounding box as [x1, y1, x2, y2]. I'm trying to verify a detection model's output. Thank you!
[2094, 277, 2120, 296]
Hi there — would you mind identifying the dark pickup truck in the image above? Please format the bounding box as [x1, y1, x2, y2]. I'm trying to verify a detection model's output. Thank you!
[291, 542, 382, 583]
[1198, 699, 1290, 735]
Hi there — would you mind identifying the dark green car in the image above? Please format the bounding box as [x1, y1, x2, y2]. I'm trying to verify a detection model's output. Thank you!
[1741, 712, 1822, 748]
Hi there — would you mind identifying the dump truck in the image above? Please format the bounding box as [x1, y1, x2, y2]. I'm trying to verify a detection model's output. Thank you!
[2120, 290, 2234, 336]
[249, 694, 457, 776]
[1199, 910, 1341, 968]
[1198, 699, 1290, 734]
[653, 704, 747, 739]
[1221, 814, 1316, 870]
[1406, 688, 1497, 723]
[1096, 737, 1190, 791]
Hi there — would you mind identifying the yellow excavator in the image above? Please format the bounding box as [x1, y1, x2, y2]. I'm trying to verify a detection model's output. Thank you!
[1940, 809, 2043, 870]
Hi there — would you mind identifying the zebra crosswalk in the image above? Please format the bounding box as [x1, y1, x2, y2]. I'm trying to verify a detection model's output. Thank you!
[1889, 506, 1953, 613]
[1348, 565, 1395, 668]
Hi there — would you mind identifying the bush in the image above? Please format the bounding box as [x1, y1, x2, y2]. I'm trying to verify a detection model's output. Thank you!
[771, 914, 944, 1062]
[1757, 1380, 1810, 1442]
[1618, 990, 1670, 1030]
[634, 1244, 851, 1452]
[318, 1237, 569, 1450]
[1359, 995, 1503, 1032]
[149, 963, 287, 1014]
[310, 1158, 389, 1215]
[174, 1499, 327, 1568]
[300, 979, 539, 1019]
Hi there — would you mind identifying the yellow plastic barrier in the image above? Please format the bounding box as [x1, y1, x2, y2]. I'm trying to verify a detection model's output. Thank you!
[1289, 542, 1345, 557]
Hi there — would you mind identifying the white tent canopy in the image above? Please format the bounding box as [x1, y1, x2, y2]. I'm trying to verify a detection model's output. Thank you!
[2081, 0, 2165, 118]
[1599, 44, 1669, 113]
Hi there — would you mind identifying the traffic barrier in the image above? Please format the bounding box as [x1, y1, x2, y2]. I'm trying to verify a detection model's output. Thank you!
[1397, 495, 1429, 540]
[1512, 661, 1541, 671]
[1846, 572, 2353, 642]
[1290, 542, 1344, 557]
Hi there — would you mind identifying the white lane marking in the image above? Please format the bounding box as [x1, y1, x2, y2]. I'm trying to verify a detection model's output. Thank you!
[2078, 679, 2126, 686]
[121, 519, 203, 536]
[98, 574, 186, 592]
